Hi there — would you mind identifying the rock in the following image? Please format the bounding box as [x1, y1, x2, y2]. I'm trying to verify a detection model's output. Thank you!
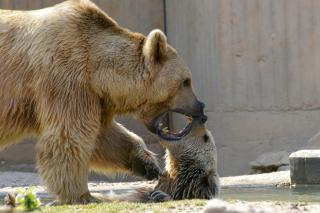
[289, 150, 320, 185]
[278, 165, 290, 171]
[221, 171, 290, 188]
[203, 199, 320, 213]
[203, 199, 273, 213]
[249, 151, 289, 173]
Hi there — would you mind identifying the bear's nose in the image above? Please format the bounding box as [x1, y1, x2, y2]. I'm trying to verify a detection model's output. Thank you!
[195, 101, 205, 114]
[200, 114, 208, 124]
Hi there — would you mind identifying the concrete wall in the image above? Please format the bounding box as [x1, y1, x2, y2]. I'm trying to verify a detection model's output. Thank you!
[166, 0, 320, 175]
[2, 0, 320, 176]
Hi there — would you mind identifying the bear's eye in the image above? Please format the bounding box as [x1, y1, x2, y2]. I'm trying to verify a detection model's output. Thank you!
[183, 78, 191, 87]
[203, 134, 209, 142]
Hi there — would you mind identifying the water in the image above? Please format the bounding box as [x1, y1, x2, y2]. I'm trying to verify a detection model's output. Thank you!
[219, 186, 320, 203]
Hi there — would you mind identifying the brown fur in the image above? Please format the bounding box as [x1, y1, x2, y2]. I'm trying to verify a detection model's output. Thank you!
[0, 0, 204, 204]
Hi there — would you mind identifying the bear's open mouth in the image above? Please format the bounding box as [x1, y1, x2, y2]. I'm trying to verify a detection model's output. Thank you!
[152, 111, 194, 141]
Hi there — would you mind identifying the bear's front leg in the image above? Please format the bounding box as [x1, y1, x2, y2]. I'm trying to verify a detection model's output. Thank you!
[90, 121, 162, 180]
[36, 131, 99, 204]
[35, 84, 102, 204]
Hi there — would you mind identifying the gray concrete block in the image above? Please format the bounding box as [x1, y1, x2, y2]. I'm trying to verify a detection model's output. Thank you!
[290, 150, 320, 185]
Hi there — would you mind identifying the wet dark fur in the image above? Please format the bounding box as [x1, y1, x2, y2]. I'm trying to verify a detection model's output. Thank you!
[126, 123, 220, 202]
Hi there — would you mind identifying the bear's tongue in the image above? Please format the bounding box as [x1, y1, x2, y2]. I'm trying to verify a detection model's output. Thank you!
[156, 115, 193, 141]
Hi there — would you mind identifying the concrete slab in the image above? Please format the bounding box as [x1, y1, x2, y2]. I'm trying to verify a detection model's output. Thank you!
[221, 171, 290, 188]
[290, 150, 320, 185]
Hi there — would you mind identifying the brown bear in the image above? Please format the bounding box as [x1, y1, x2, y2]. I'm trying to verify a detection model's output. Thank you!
[0, 0, 206, 204]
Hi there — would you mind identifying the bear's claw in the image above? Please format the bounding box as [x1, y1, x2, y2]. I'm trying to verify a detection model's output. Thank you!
[47, 192, 102, 206]
[149, 190, 171, 202]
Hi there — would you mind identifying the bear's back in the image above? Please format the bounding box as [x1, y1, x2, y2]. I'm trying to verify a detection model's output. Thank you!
[0, 1, 123, 142]
[0, 0, 118, 32]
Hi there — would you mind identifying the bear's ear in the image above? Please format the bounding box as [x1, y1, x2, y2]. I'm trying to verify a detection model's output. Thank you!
[143, 29, 167, 64]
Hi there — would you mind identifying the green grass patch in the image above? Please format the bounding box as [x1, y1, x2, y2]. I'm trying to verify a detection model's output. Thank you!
[33, 200, 207, 213]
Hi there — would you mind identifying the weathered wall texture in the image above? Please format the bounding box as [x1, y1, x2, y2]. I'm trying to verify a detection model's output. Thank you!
[166, 0, 320, 175]
[1, 0, 320, 176]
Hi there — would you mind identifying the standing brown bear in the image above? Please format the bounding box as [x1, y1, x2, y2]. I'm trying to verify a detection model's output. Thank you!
[0, 0, 206, 204]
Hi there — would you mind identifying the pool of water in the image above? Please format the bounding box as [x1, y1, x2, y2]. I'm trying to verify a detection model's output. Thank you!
[219, 186, 320, 203]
